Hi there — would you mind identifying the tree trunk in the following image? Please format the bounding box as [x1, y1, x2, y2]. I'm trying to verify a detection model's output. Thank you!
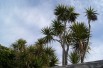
[79, 40, 84, 63]
[65, 51, 67, 65]
[63, 21, 67, 65]
[65, 46, 69, 65]
[62, 48, 66, 65]
[81, 56, 83, 63]
[62, 21, 69, 66]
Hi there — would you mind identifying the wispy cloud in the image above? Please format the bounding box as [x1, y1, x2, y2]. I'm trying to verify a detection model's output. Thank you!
[0, 0, 54, 46]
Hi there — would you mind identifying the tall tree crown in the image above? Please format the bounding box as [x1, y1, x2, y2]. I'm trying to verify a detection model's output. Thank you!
[85, 6, 98, 21]
[54, 4, 79, 22]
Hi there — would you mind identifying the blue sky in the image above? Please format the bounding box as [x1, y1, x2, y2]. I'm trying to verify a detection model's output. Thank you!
[0, 0, 103, 64]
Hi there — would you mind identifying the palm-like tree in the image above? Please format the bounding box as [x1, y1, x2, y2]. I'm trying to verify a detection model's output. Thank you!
[85, 6, 97, 34]
[82, 7, 98, 62]
[12, 39, 27, 52]
[11, 39, 27, 67]
[41, 5, 79, 65]
[41, 27, 54, 44]
[70, 22, 89, 63]
[55, 5, 79, 65]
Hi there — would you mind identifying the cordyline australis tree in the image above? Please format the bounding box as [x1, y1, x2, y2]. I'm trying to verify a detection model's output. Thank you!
[81, 7, 98, 63]
[70, 22, 90, 63]
[40, 4, 79, 65]
[39, 4, 98, 65]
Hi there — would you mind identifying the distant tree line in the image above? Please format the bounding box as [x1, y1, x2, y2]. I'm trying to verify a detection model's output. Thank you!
[0, 39, 58, 68]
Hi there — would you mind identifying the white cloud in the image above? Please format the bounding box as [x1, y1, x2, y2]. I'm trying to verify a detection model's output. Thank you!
[0, 0, 55, 46]
[13, 1, 54, 28]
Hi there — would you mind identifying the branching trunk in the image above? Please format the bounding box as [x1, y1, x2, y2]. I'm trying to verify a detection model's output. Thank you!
[59, 35, 66, 66]
[82, 20, 91, 63]
[60, 20, 70, 65]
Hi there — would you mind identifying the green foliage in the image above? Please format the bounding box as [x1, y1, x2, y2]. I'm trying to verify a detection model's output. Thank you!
[67, 6, 79, 22]
[0, 39, 58, 68]
[0, 45, 15, 68]
[54, 4, 79, 22]
[41, 27, 54, 43]
[85, 6, 98, 21]
[33, 45, 58, 67]
[55, 4, 68, 21]
[70, 22, 89, 41]
[68, 51, 80, 64]
[52, 20, 64, 36]
[11, 38, 27, 52]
